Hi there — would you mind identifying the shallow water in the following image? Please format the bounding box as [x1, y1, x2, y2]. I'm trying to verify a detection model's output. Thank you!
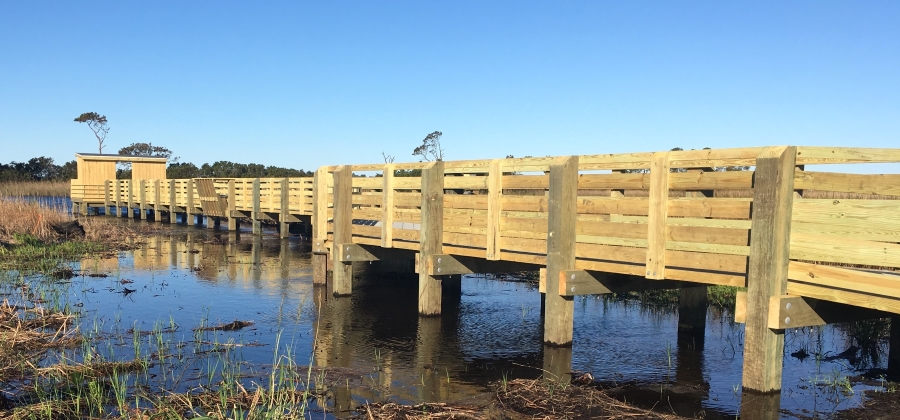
[2, 221, 891, 418]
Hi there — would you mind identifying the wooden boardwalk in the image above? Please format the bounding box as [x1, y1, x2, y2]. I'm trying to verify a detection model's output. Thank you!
[71, 146, 900, 397]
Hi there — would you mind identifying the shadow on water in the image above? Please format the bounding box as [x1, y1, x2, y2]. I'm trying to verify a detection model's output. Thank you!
[3, 220, 894, 418]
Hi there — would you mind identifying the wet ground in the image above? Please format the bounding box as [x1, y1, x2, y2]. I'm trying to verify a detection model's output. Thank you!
[2, 219, 895, 418]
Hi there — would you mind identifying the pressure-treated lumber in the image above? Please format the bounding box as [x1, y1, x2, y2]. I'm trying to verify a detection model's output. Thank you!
[559, 270, 686, 296]
[486, 159, 502, 260]
[423, 254, 538, 276]
[381, 164, 395, 247]
[280, 178, 290, 238]
[168, 180, 178, 224]
[139, 180, 148, 220]
[227, 180, 238, 230]
[418, 161, 445, 316]
[153, 180, 161, 222]
[336, 243, 411, 262]
[734, 293, 887, 327]
[645, 152, 670, 279]
[127, 179, 134, 219]
[545, 155, 578, 346]
[742, 146, 796, 393]
[331, 166, 354, 296]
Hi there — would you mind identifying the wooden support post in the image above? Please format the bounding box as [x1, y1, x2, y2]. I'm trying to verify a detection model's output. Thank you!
[542, 345, 573, 383]
[742, 145, 796, 394]
[227, 179, 238, 230]
[331, 166, 354, 296]
[115, 180, 123, 217]
[280, 178, 290, 238]
[252, 178, 262, 235]
[139, 180, 148, 220]
[104, 180, 111, 216]
[486, 159, 502, 260]
[153, 180, 161, 222]
[381, 164, 394, 247]
[312, 168, 329, 286]
[678, 286, 708, 337]
[544, 155, 578, 345]
[646, 152, 670, 280]
[890, 316, 900, 380]
[127, 179, 134, 219]
[418, 161, 445, 316]
[186, 179, 195, 225]
[168, 180, 178, 224]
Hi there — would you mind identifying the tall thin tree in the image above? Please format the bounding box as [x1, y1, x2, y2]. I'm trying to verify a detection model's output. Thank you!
[74, 112, 109, 153]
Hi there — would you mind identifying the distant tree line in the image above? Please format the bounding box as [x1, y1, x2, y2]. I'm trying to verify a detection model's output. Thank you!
[159, 161, 313, 179]
[0, 157, 76, 182]
[1, 156, 312, 182]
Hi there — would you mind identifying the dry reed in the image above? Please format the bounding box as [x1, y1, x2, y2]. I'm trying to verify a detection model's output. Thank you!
[0, 197, 166, 246]
[0, 181, 70, 198]
[0, 198, 71, 242]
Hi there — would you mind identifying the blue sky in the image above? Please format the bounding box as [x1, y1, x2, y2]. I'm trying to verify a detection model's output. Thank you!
[1, 1, 898, 172]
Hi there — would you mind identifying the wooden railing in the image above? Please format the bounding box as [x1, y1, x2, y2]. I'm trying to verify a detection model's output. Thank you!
[69, 146, 900, 394]
[72, 177, 315, 216]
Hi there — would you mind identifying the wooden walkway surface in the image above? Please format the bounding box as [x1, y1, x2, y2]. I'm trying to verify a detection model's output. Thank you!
[71, 145, 900, 396]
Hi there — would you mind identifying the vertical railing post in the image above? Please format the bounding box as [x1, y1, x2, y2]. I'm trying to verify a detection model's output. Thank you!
[280, 178, 290, 238]
[153, 180, 161, 222]
[742, 146, 797, 393]
[486, 158, 502, 260]
[127, 180, 134, 219]
[381, 164, 395, 248]
[544, 155, 578, 345]
[252, 178, 262, 235]
[227, 179, 238, 231]
[312, 168, 329, 285]
[646, 152, 670, 279]
[332, 166, 354, 296]
[104, 180, 111, 216]
[114, 180, 122, 217]
[418, 161, 445, 316]
[139, 180, 148, 220]
[168, 180, 178, 224]
[186, 179, 195, 225]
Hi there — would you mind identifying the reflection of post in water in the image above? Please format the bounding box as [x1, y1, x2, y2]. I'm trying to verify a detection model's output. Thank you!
[185, 233, 196, 269]
[416, 316, 446, 402]
[329, 294, 353, 368]
[542, 344, 572, 384]
[226, 232, 239, 280]
[676, 287, 707, 385]
[251, 234, 262, 283]
[674, 286, 709, 414]
[311, 285, 330, 368]
[279, 239, 290, 281]
[169, 235, 178, 268]
[741, 390, 781, 420]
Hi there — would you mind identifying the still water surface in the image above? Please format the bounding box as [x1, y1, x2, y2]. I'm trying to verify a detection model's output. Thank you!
[10, 221, 890, 418]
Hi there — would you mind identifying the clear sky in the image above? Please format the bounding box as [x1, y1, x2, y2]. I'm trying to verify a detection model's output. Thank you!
[1, 1, 898, 173]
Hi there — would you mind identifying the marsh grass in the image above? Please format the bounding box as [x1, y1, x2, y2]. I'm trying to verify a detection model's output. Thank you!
[0, 181, 70, 198]
[0, 197, 168, 275]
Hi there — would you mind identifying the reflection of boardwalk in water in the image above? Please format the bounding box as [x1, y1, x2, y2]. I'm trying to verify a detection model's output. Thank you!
[80, 232, 313, 297]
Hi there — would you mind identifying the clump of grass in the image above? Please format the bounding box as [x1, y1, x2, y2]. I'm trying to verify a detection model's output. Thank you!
[0, 300, 81, 387]
[0, 181, 70, 198]
[0, 197, 167, 273]
[0, 198, 71, 243]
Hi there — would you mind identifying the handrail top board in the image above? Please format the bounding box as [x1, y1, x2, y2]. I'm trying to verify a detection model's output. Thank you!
[322, 146, 900, 173]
